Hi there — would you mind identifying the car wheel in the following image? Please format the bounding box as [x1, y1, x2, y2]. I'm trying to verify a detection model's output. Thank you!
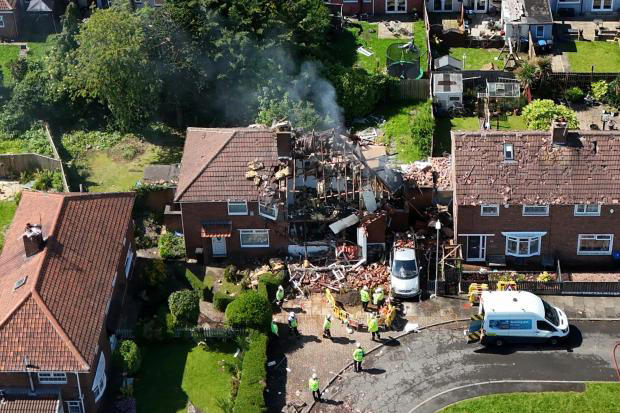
[550, 338, 558, 346]
[495, 339, 504, 347]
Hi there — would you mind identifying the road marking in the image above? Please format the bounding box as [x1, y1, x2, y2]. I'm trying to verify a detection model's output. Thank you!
[408, 379, 609, 412]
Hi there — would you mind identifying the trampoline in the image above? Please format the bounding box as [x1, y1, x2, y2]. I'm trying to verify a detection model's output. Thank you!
[386, 40, 423, 80]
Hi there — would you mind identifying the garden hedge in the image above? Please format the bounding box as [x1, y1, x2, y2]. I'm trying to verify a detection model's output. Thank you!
[225, 291, 271, 331]
[233, 330, 268, 413]
[257, 272, 283, 302]
[214, 291, 235, 312]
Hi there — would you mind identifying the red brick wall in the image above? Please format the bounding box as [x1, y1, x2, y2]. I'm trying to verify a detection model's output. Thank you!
[180, 202, 288, 262]
[0, 11, 20, 40]
[332, 0, 423, 15]
[456, 205, 620, 266]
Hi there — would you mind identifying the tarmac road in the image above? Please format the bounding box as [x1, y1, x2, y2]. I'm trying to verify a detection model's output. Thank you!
[317, 321, 620, 413]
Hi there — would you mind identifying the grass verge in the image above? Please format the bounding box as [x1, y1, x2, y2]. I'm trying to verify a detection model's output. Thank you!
[0, 200, 17, 252]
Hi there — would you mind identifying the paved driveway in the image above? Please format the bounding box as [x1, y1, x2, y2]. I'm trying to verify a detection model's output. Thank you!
[317, 321, 619, 413]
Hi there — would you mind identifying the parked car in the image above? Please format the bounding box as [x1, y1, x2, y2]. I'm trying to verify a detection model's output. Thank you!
[390, 244, 422, 299]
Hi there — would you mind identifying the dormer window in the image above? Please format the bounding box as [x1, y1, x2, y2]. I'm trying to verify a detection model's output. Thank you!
[503, 143, 514, 160]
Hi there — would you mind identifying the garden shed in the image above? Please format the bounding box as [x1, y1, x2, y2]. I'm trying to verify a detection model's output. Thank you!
[432, 72, 463, 112]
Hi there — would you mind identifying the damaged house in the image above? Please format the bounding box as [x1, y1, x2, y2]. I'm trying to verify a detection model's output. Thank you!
[0, 192, 135, 413]
[451, 124, 620, 268]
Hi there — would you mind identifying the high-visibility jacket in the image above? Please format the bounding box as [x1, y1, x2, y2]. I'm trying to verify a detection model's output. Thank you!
[353, 348, 365, 362]
[373, 290, 384, 305]
[360, 289, 370, 303]
[289, 317, 298, 328]
[271, 322, 279, 336]
[368, 317, 379, 333]
[276, 288, 284, 301]
[323, 318, 332, 330]
[309, 377, 320, 392]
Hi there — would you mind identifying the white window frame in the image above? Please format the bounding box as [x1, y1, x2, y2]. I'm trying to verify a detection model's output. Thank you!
[536, 25, 544, 38]
[480, 204, 499, 216]
[577, 234, 613, 255]
[591, 0, 613, 11]
[503, 143, 514, 160]
[466, 235, 488, 262]
[258, 202, 278, 221]
[343, 0, 371, 3]
[502, 232, 546, 258]
[0, 16, 5, 29]
[124, 248, 134, 278]
[522, 205, 549, 216]
[227, 200, 248, 216]
[66, 401, 82, 413]
[239, 229, 270, 248]
[574, 204, 601, 216]
[92, 353, 107, 402]
[37, 372, 67, 384]
[558, 0, 581, 3]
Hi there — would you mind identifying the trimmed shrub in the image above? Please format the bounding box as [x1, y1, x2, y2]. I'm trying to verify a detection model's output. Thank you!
[522, 99, 578, 130]
[591, 80, 609, 102]
[224, 264, 240, 283]
[113, 340, 142, 375]
[233, 331, 268, 413]
[168, 289, 200, 326]
[158, 232, 186, 259]
[214, 291, 235, 312]
[184, 266, 207, 299]
[225, 291, 272, 331]
[565, 87, 584, 103]
[258, 272, 283, 302]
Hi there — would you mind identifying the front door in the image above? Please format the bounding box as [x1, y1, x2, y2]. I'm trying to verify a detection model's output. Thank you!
[592, 0, 613, 11]
[386, 0, 406, 13]
[466, 236, 486, 261]
[211, 237, 227, 257]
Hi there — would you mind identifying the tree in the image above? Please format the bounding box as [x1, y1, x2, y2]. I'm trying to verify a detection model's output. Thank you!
[168, 290, 200, 326]
[225, 291, 272, 331]
[256, 91, 322, 130]
[113, 340, 142, 375]
[516, 62, 537, 102]
[522, 99, 578, 130]
[396, 100, 434, 162]
[65, 7, 160, 130]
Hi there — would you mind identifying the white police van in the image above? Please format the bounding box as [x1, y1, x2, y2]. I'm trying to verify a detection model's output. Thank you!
[473, 291, 570, 346]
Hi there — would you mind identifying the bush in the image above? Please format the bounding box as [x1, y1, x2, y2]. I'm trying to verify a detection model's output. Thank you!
[61, 130, 126, 159]
[522, 99, 578, 130]
[168, 289, 200, 326]
[537, 271, 553, 282]
[224, 264, 240, 283]
[184, 266, 207, 299]
[565, 87, 584, 103]
[396, 100, 434, 162]
[214, 291, 235, 312]
[225, 291, 272, 331]
[233, 331, 268, 413]
[113, 340, 142, 375]
[138, 259, 168, 288]
[258, 272, 283, 302]
[158, 232, 186, 259]
[591, 80, 609, 102]
[30, 169, 64, 192]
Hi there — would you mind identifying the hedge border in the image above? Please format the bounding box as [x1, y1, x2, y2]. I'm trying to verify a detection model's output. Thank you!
[233, 330, 268, 413]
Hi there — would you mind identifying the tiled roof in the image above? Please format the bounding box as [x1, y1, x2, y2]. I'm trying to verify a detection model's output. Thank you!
[0, 396, 59, 412]
[0, 191, 135, 372]
[452, 131, 620, 206]
[174, 128, 280, 202]
[0, 0, 17, 11]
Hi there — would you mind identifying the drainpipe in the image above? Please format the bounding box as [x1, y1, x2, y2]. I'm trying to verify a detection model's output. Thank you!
[24, 356, 35, 394]
[75, 372, 85, 413]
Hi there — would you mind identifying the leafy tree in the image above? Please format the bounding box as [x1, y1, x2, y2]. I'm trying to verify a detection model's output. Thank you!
[397, 100, 434, 162]
[158, 232, 186, 259]
[65, 7, 160, 130]
[168, 289, 200, 326]
[522, 99, 578, 130]
[113, 340, 142, 375]
[256, 91, 322, 130]
[225, 291, 271, 331]
[591, 80, 609, 102]
[565, 87, 584, 103]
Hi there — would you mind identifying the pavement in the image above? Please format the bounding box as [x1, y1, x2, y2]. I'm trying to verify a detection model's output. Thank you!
[316, 320, 620, 413]
[265, 294, 620, 412]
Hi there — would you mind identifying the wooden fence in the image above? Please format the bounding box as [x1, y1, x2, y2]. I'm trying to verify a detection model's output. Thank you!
[391, 78, 430, 100]
[548, 72, 620, 90]
[0, 153, 62, 178]
[43, 123, 69, 192]
[428, 280, 620, 297]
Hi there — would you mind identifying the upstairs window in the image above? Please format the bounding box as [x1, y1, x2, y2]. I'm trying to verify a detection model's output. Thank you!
[522, 205, 549, 216]
[258, 202, 278, 221]
[503, 143, 514, 160]
[574, 204, 601, 216]
[38, 372, 67, 384]
[480, 204, 499, 216]
[227, 201, 248, 216]
[536, 25, 544, 38]
[92, 353, 107, 402]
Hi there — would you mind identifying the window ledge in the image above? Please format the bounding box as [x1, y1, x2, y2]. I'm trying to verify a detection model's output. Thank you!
[577, 251, 612, 256]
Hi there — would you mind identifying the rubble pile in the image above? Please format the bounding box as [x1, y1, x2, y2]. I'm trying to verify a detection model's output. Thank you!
[245, 158, 290, 201]
[402, 157, 452, 190]
[346, 263, 390, 291]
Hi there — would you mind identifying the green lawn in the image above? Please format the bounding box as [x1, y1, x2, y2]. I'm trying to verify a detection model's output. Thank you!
[0, 200, 17, 252]
[0, 45, 19, 86]
[558, 41, 620, 73]
[328, 20, 428, 75]
[449, 48, 505, 70]
[135, 342, 239, 413]
[85, 149, 155, 192]
[442, 383, 620, 413]
[27, 39, 56, 60]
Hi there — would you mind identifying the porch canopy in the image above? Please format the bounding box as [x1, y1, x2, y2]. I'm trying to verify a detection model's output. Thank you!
[201, 220, 232, 238]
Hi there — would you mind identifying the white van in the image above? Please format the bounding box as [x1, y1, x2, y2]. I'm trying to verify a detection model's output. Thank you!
[390, 247, 421, 299]
[475, 291, 569, 346]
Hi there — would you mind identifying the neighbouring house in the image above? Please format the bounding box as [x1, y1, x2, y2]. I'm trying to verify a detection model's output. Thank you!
[328, 0, 424, 16]
[433, 55, 464, 71]
[502, 0, 554, 45]
[131, 0, 164, 8]
[0, 191, 136, 413]
[174, 127, 292, 263]
[0, 0, 21, 39]
[451, 123, 620, 268]
[550, 0, 620, 17]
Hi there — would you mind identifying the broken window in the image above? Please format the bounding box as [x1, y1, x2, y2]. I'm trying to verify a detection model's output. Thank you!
[574, 204, 601, 216]
[227, 201, 248, 215]
[259, 202, 278, 221]
[577, 234, 613, 255]
[239, 229, 269, 248]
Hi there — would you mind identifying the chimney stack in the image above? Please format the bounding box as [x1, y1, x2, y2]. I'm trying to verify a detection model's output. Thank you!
[23, 223, 44, 257]
[551, 119, 568, 145]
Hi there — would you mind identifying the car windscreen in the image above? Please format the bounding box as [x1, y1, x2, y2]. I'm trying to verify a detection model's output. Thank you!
[542, 299, 559, 326]
[392, 259, 417, 279]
